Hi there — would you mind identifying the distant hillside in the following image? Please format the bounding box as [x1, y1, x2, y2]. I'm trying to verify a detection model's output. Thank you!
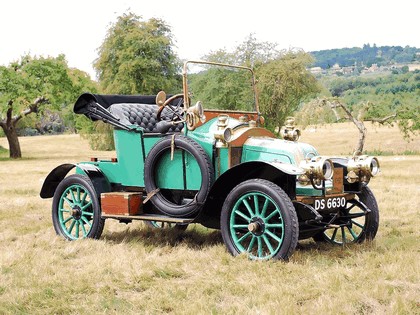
[310, 44, 420, 69]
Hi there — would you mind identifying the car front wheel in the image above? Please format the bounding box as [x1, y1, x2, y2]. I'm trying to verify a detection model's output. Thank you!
[220, 179, 298, 260]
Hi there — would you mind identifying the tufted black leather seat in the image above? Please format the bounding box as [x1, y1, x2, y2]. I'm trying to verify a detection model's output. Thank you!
[108, 103, 183, 133]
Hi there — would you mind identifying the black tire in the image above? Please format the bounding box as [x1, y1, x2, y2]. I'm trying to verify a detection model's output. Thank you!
[220, 179, 298, 260]
[313, 185, 379, 244]
[144, 135, 214, 217]
[52, 174, 105, 240]
[144, 221, 189, 231]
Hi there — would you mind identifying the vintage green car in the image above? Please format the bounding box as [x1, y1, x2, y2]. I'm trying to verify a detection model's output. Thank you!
[40, 61, 380, 260]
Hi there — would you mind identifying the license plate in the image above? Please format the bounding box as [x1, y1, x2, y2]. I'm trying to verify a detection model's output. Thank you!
[314, 196, 346, 211]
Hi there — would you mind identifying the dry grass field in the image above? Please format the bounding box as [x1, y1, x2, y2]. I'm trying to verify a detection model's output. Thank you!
[0, 123, 419, 314]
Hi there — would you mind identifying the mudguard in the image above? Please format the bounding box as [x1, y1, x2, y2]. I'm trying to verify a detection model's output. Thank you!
[196, 160, 302, 229]
[40, 163, 111, 199]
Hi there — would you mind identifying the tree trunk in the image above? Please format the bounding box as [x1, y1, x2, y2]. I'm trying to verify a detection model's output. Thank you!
[2, 124, 22, 158]
[330, 100, 367, 155]
[1, 97, 47, 159]
[353, 120, 367, 155]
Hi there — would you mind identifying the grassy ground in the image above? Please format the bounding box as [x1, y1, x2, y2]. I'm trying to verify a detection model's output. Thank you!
[0, 123, 419, 314]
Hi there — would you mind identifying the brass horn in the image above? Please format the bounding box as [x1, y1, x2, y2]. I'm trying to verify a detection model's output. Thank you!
[186, 101, 206, 130]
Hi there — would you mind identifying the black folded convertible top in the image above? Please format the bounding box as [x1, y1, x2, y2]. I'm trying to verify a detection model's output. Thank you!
[73, 93, 160, 130]
[74, 93, 158, 114]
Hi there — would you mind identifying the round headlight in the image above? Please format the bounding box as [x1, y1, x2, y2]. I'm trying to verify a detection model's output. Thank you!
[300, 157, 334, 180]
[322, 159, 334, 180]
[292, 129, 301, 141]
[223, 127, 233, 142]
[369, 157, 380, 176]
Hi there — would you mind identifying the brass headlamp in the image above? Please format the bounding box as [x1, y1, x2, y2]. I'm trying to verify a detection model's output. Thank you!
[214, 115, 232, 148]
[347, 155, 380, 183]
[299, 156, 334, 185]
[280, 117, 301, 142]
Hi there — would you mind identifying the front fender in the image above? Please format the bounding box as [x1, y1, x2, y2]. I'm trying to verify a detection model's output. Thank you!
[40, 163, 111, 198]
[261, 161, 304, 176]
[196, 161, 301, 229]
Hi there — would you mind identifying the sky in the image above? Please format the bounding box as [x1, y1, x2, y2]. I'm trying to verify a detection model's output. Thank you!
[1, 0, 419, 79]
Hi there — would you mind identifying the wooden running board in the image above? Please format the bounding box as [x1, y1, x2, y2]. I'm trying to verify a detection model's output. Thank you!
[101, 213, 194, 223]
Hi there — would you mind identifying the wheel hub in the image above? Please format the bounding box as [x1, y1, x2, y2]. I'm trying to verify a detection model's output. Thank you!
[248, 218, 265, 236]
[71, 205, 82, 220]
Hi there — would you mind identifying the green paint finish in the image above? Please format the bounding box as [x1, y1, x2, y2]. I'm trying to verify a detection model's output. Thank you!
[187, 129, 215, 161]
[58, 183, 94, 240]
[296, 186, 324, 196]
[77, 128, 204, 190]
[113, 129, 145, 186]
[75, 166, 84, 176]
[243, 147, 292, 164]
[75, 130, 163, 187]
[242, 138, 319, 166]
[229, 192, 284, 260]
[143, 136, 162, 156]
[216, 148, 230, 177]
[154, 149, 201, 190]
[296, 181, 334, 196]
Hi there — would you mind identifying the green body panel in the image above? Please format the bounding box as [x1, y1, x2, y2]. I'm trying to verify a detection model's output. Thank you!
[76, 129, 161, 187]
[242, 137, 318, 166]
[187, 118, 235, 178]
[154, 149, 201, 190]
[296, 185, 325, 196]
[217, 148, 230, 177]
[186, 120, 216, 161]
[113, 129, 145, 186]
[76, 129, 203, 190]
[242, 147, 293, 164]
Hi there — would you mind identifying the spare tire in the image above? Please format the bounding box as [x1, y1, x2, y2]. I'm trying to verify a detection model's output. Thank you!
[144, 135, 214, 217]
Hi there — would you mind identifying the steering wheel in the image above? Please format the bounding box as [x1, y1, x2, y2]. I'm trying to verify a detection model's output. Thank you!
[156, 93, 184, 123]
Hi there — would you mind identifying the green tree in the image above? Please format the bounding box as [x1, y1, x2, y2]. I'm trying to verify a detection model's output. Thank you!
[257, 51, 321, 132]
[200, 36, 320, 132]
[94, 12, 181, 94]
[83, 13, 181, 150]
[0, 55, 93, 158]
[188, 66, 255, 111]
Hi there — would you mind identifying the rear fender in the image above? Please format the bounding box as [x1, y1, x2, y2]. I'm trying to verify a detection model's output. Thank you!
[40, 163, 111, 198]
[196, 161, 302, 229]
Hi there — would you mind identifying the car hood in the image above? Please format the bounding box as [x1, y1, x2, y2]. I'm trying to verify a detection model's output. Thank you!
[242, 137, 319, 166]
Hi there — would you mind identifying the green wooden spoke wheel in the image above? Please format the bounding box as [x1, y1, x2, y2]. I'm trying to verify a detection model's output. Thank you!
[314, 186, 379, 245]
[221, 179, 298, 260]
[52, 174, 104, 240]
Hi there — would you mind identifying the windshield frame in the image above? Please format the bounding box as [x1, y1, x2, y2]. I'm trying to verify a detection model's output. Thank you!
[182, 60, 259, 113]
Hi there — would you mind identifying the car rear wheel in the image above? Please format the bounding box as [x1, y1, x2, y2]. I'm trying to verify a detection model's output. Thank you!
[220, 179, 298, 260]
[52, 174, 104, 240]
[313, 185, 379, 245]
